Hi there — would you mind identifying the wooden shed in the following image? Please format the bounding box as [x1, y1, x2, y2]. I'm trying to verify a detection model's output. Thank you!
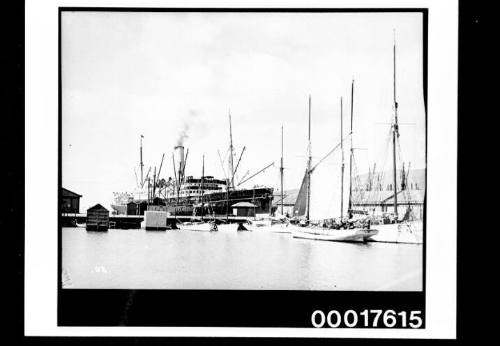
[62, 188, 82, 214]
[151, 197, 166, 206]
[86, 204, 109, 231]
[232, 202, 256, 217]
[127, 200, 148, 215]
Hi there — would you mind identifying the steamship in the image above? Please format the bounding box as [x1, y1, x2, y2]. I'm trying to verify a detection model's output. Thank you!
[112, 114, 275, 217]
[163, 178, 273, 217]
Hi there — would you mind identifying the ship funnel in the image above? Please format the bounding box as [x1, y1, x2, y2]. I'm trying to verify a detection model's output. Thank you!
[174, 145, 185, 181]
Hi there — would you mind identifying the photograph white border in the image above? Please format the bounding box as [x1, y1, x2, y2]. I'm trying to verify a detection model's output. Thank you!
[25, 0, 457, 338]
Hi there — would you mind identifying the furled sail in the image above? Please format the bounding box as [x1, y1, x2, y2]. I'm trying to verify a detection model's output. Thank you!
[293, 169, 309, 217]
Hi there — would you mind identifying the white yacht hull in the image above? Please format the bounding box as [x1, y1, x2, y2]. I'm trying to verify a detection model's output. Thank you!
[245, 220, 293, 233]
[244, 220, 269, 232]
[177, 222, 217, 232]
[267, 223, 293, 233]
[370, 221, 423, 244]
[292, 226, 379, 242]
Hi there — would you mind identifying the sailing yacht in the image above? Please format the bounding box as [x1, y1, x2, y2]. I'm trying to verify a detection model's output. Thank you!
[367, 36, 424, 245]
[291, 95, 379, 243]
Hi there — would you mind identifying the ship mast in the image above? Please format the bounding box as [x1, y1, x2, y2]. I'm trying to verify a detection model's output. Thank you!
[140, 135, 144, 186]
[201, 154, 205, 219]
[280, 125, 284, 216]
[348, 80, 354, 218]
[392, 33, 400, 220]
[228, 110, 235, 189]
[152, 167, 156, 202]
[340, 97, 344, 220]
[226, 110, 235, 221]
[306, 95, 312, 222]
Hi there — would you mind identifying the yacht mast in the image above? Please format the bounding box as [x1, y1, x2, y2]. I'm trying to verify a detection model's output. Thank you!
[340, 97, 344, 220]
[140, 135, 144, 186]
[201, 154, 205, 195]
[280, 125, 284, 216]
[348, 80, 354, 217]
[201, 154, 205, 219]
[306, 95, 312, 222]
[392, 33, 400, 220]
[152, 167, 156, 201]
[228, 110, 235, 189]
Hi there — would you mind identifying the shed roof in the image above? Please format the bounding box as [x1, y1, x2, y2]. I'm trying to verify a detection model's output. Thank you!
[355, 168, 426, 190]
[87, 203, 108, 211]
[62, 187, 82, 198]
[352, 189, 424, 206]
[380, 190, 425, 205]
[232, 202, 256, 208]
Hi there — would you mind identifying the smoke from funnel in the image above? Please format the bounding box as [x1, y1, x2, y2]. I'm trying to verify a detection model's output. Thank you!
[176, 110, 198, 146]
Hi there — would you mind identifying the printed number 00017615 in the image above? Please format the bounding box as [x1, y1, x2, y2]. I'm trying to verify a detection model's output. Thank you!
[311, 309, 423, 328]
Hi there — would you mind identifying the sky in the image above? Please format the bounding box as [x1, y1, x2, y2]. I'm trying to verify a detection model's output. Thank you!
[61, 11, 426, 219]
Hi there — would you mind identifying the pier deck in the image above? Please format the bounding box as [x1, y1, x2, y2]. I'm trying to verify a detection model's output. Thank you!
[61, 213, 253, 229]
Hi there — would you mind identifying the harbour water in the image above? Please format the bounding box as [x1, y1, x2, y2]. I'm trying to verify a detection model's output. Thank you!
[62, 227, 423, 291]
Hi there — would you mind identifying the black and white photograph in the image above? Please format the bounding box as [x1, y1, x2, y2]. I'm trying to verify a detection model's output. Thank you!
[61, 10, 425, 292]
[23, 0, 459, 338]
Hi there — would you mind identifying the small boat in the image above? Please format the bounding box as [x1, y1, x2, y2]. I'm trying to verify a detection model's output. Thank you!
[245, 218, 293, 233]
[216, 222, 240, 232]
[177, 220, 218, 232]
[249, 218, 272, 228]
[244, 217, 271, 231]
[268, 221, 295, 233]
[292, 225, 378, 242]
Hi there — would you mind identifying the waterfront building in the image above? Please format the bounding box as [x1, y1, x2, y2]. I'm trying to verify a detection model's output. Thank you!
[272, 189, 298, 217]
[232, 202, 257, 217]
[126, 200, 148, 216]
[61, 187, 82, 214]
[351, 168, 425, 219]
[86, 204, 109, 231]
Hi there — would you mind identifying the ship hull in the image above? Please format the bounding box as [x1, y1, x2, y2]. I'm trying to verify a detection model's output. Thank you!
[177, 221, 217, 232]
[114, 186, 273, 217]
[370, 220, 423, 244]
[292, 226, 378, 242]
[244, 219, 271, 231]
[165, 187, 274, 216]
[245, 220, 292, 233]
